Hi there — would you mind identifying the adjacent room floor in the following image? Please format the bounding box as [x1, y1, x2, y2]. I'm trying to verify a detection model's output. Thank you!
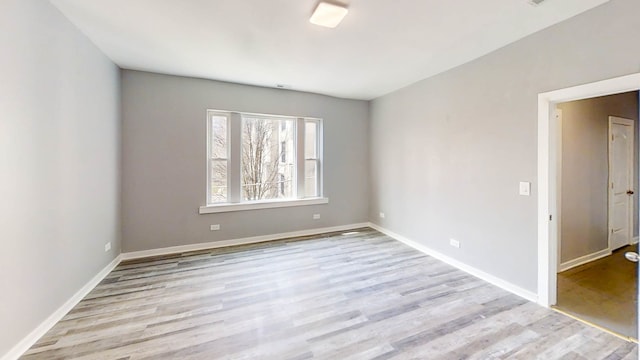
[556, 244, 638, 340]
[23, 229, 637, 359]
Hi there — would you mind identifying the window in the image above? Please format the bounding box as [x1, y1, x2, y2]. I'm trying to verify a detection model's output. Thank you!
[202, 110, 325, 213]
[241, 116, 294, 201]
[209, 113, 228, 203]
[305, 120, 320, 197]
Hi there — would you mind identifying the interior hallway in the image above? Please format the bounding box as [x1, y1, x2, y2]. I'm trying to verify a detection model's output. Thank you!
[556, 244, 638, 340]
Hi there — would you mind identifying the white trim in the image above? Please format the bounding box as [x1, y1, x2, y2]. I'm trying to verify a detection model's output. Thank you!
[537, 72, 640, 307]
[558, 248, 612, 272]
[121, 222, 368, 260]
[2, 255, 122, 360]
[199, 197, 329, 214]
[206, 108, 322, 122]
[539, 74, 640, 104]
[368, 223, 539, 303]
[633, 236, 639, 245]
[538, 89, 554, 307]
[555, 109, 563, 270]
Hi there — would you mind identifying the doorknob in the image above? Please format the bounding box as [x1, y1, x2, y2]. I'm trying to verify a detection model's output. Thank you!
[627, 190, 634, 195]
[625, 252, 639, 262]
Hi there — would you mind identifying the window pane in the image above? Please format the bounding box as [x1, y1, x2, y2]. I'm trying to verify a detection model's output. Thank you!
[210, 159, 227, 203]
[241, 117, 294, 201]
[211, 115, 227, 159]
[305, 159, 318, 197]
[305, 121, 317, 159]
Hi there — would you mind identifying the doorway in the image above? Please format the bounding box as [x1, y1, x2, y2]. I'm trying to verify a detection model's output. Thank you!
[553, 93, 638, 339]
[537, 73, 640, 342]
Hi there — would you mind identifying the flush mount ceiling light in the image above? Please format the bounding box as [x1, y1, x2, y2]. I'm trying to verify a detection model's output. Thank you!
[309, 1, 349, 28]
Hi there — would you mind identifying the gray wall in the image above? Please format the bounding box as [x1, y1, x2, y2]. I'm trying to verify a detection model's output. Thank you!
[0, 0, 121, 357]
[121, 71, 369, 252]
[369, 0, 640, 293]
[558, 92, 639, 263]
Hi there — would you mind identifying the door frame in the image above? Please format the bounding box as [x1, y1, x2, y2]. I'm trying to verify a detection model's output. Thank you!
[537, 73, 640, 307]
[608, 116, 635, 251]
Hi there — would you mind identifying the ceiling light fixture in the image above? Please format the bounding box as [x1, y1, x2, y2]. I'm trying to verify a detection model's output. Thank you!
[309, 1, 349, 28]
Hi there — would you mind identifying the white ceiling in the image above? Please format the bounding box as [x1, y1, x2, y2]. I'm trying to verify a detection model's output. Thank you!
[50, 0, 609, 100]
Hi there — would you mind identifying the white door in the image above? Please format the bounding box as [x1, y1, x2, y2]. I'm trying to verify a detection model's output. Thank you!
[609, 116, 635, 251]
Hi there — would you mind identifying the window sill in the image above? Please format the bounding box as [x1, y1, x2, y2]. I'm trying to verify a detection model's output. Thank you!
[199, 197, 329, 214]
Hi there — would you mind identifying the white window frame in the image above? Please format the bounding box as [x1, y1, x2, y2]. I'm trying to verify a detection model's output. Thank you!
[200, 109, 328, 214]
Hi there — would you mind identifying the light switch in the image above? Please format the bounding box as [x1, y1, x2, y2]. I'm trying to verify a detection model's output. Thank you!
[519, 182, 531, 196]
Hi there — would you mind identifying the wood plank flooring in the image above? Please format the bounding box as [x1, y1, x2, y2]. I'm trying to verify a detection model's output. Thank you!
[22, 228, 638, 359]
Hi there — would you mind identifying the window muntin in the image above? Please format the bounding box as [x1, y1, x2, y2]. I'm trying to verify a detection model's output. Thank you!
[206, 110, 321, 206]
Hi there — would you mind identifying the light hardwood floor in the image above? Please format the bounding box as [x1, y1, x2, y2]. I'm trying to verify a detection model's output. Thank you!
[22, 228, 638, 359]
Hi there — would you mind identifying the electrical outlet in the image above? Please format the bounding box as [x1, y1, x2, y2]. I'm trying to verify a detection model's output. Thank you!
[379, 212, 385, 219]
[449, 239, 460, 248]
[104, 242, 111, 252]
[313, 214, 321, 220]
[210, 224, 221, 231]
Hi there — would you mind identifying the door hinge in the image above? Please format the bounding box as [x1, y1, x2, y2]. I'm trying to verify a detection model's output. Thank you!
[549, 215, 552, 221]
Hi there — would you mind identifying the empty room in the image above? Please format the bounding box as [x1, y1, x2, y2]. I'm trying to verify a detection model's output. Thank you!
[1, 0, 639, 359]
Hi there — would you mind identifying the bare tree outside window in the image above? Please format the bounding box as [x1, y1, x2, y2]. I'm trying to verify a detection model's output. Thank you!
[241, 118, 294, 201]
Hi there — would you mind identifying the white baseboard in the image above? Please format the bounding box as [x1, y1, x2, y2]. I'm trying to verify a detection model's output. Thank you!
[2, 255, 122, 360]
[368, 223, 539, 303]
[633, 236, 639, 245]
[558, 248, 611, 272]
[121, 223, 370, 261]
